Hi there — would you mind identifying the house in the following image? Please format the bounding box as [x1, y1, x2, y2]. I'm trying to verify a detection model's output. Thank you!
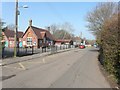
[72, 36, 82, 45]
[2, 27, 23, 48]
[55, 39, 73, 45]
[22, 20, 55, 48]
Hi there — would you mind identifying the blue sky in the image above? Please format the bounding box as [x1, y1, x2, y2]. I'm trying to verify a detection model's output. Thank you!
[1, 2, 100, 40]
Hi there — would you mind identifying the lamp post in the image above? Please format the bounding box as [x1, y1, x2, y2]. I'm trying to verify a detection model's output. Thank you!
[14, 0, 28, 57]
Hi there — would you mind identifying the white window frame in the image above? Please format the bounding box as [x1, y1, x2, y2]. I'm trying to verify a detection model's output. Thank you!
[27, 37, 32, 46]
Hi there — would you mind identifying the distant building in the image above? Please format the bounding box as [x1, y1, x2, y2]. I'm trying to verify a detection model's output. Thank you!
[55, 39, 73, 45]
[22, 20, 55, 48]
[72, 36, 82, 45]
[2, 27, 23, 48]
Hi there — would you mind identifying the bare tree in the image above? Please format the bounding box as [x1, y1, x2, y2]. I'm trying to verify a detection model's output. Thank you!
[0, 19, 5, 58]
[7, 24, 15, 30]
[86, 2, 118, 39]
[61, 22, 74, 33]
[86, 2, 120, 82]
[49, 24, 59, 34]
[47, 22, 75, 40]
[61, 22, 74, 39]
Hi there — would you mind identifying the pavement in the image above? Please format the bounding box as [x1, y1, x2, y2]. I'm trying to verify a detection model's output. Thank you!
[1, 47, 74, 66]
[1, 47, 74, 89]
[2, 47, 111, 88]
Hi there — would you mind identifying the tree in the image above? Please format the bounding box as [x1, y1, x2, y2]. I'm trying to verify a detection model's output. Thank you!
[61, 22, 74, 39]
[0, 19, 5, 58]
[102, 13, 120, 83]
[49, 24, 59, 35]
[48, 22, 75, 39]
[7, 24, 15, 30]
[86, 2, 118, 42]
[86, 2, 119, 84]
[0, 19, 5, 44]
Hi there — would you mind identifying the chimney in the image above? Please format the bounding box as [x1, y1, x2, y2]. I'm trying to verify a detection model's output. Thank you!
[29, 19, 32, 27]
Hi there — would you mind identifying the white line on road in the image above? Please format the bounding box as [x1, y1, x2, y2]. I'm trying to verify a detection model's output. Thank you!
[24, 61, 43, 64]
[19, 63, 26, 70]
[43, 58, 45, 63]
[3, 66, 23, 70]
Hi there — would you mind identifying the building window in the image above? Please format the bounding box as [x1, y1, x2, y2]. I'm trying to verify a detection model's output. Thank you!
[43, 37, 46, 43]
[27, 37, 32, 46]
[33, 42, 36, 46]
[10, 41, 13, 45]
[39, 40, 42, 46]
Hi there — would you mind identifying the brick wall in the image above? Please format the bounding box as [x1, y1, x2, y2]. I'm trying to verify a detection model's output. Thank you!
[22, 27, 38, 48]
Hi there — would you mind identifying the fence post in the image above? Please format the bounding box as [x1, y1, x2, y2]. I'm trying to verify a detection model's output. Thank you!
[56, 46, 57, 52]
[42, 47, 43, 53]
[32, 46, 34, 54]
[25, 47, 27, 55]
[45, 47, 46, 52]
[2, 47, 5, 59]
[60, 45, 61, 50]
[17, 47, 19, 56]
[69, 44, 70, 48]
[51, 45, 53, 54]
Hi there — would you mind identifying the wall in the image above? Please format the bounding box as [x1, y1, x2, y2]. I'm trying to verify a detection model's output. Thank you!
[22, 27, 38, 48]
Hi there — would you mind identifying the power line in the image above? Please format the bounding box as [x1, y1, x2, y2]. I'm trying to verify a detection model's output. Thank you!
[46, 3, 66, 22]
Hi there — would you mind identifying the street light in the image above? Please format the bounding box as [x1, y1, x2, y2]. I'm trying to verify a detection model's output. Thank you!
[19, 5, 28, 8]
[14, 0, 28, 57]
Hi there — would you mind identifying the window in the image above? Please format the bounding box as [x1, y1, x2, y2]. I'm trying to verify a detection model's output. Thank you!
[27, 37, 32, 46]
[39, 40, 42, 44]
[10, 41, 13, 45]
[43, 37, 46, 43]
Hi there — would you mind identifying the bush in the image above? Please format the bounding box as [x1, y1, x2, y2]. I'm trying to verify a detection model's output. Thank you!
[100, 13, 120, 84]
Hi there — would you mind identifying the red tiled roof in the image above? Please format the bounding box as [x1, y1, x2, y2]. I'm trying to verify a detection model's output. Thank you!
[40, 32, 46, 39]
[31, 26, 54, 40]
[3, 29, 23, 38]
[18, 31, 24, 38]
[72, 36, 82, 41]
[55, 39, 72, 43]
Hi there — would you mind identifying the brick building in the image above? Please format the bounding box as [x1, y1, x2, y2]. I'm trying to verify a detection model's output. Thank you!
[55, 39, 73, 45]
[2, 28, 23, 48]
[22, 20, 55, 48]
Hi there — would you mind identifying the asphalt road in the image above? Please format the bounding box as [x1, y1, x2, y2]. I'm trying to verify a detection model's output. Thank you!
[2, 47, 111, 88]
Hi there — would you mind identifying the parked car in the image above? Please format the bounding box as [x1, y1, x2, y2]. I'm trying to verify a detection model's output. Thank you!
[79, 45, 85, 49]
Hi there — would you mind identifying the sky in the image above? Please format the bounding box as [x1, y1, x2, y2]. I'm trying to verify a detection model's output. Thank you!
[1, 1, 116, 40]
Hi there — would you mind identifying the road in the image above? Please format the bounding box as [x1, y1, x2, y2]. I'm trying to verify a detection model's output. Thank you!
[2, 47, 111, 88]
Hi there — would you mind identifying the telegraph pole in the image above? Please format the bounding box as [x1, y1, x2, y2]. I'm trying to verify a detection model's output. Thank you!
[14, 0, 28, 57]
[14, 0, 18, 57]
[80, 32, 82, 39]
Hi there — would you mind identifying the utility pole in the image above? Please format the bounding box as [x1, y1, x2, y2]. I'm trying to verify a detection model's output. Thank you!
[14, 0, 28, 57]
[80, 32, 82, 39]
[14, 0, 18, 57]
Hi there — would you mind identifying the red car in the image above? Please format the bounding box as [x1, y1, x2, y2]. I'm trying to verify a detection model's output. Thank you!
[79, 45, 85, 49]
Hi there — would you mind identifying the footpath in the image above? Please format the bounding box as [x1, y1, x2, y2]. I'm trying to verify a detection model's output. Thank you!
[0, 48, 74, 66]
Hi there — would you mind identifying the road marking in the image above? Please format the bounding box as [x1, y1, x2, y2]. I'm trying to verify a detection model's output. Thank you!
[3, 66, 23, 70]
[43, 58, 45, 63]
[19, 63, 26, 70]
[24, 61, 42, 64]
